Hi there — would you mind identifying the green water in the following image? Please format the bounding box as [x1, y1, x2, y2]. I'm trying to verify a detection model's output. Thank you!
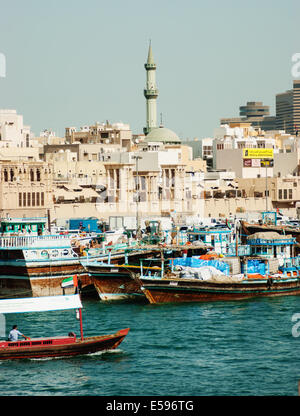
[0, 295, 300, 396]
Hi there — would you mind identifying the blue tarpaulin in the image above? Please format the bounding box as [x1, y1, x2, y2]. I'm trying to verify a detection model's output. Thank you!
[170, 257, 230, 275]
[243, 260, 266, 275]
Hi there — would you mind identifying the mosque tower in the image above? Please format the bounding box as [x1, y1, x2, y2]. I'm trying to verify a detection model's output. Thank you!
[143, 42, 159, 135]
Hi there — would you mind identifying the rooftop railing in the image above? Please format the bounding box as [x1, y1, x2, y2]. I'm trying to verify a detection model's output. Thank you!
[0, 234, 71, 248]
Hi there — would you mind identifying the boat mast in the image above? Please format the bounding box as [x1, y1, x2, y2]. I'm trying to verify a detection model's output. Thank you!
[75, 278, 84, 340]
[78, 308, 84, 341]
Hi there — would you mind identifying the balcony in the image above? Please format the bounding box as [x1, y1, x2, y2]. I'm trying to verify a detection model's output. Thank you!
[144, 89, 159, 98]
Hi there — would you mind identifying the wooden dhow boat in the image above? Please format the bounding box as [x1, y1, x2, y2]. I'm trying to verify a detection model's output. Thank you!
[0, 290, 129, 360]
[82, 243, 210, 302]
[140, 272, 300, 304]
[138, 251, 300, 304]
[0, 217, 154, 298]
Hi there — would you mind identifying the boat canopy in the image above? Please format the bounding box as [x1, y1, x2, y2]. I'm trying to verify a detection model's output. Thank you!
[0, 294, 82, 314]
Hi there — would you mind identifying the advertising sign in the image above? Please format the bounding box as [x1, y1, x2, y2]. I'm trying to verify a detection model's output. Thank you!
[242, 148, 274, 159]
[251, 159, 261, 167]
[260, 159, 274, 167]
[243, 159, 252, 167]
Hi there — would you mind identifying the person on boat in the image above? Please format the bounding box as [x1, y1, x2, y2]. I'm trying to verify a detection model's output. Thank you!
[8, 325, 29, 342]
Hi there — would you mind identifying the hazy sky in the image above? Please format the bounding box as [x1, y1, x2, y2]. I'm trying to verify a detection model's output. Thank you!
[0, 0, 299, 139]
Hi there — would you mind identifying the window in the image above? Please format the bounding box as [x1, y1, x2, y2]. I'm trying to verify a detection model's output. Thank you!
[289, 189, 293, 199]
[41, 192, 44, 206]
[203, 146, 212, 156]
[36, 192, 40, 206]
[20, 342, 30, 347]
[36, 169, 41, 182]
[284, 189, 288, 199]
[19, 193, 22, 207]
[171, 170, 175, 187]
[23, 193, 26, 207]
[109, 170, 114, 189]
[278, 189, 282, 200]
[140, 176, 146, 191]
[27, 193, 31, 206]
[32, 193, 35, 207]
[30, 169, 34, 182]
[165, 170, 170, 187]
[4, 169, 8, 182]
[10, 169, 14, 182]
[116, 169, 120, 189]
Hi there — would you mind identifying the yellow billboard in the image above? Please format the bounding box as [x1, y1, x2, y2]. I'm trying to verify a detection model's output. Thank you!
[242, 148, 274, 159]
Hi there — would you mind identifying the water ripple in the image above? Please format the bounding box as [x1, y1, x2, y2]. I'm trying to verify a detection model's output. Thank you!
[1, 296, 300, 395]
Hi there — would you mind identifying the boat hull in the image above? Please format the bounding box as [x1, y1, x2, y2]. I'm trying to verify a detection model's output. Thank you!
[88, 267, 146, 302]
[0, 271, 93, 298]
[84, 249, 159, 302]
[140, 277, 300, 304]
[0, 329, 129, 360]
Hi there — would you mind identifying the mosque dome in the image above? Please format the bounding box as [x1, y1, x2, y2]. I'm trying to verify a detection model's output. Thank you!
[145, 126, 181, 144]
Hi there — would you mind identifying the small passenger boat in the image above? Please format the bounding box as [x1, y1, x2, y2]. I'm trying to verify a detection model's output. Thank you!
[0, 291, 129, 360]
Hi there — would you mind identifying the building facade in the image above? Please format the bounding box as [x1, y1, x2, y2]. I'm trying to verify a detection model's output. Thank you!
[221, 101, 276, 131]
[276, 80, 300, 134]
[0, 160, 53, 218]
[0, 109, 33, 148]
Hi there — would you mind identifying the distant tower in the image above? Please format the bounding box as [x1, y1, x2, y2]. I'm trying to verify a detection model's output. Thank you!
[143, 42, 159, 135]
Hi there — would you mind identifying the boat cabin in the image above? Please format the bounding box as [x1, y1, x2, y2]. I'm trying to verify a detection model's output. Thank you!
[0, 217, 47, 236]
[187, 226, 234, 255]
[246, 231, 295, 265]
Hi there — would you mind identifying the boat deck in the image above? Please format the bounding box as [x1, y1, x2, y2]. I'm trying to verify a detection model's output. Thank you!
[0, 335, 76, 349]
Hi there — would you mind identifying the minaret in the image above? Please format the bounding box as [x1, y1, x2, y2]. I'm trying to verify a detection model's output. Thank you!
[143, 42, 159, 135]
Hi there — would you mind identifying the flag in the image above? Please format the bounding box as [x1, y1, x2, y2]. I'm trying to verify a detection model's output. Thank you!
[61, 275, 78, 289]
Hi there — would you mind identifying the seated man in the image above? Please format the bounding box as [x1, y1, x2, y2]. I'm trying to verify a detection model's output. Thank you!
[8, 325, 29, 341]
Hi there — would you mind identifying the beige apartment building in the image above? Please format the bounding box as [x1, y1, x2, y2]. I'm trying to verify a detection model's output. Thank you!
[237, 176, 300, 216]
[0, 160, 53, 218]
[65, 121, 133, 150]
[51, 138, 207, 223]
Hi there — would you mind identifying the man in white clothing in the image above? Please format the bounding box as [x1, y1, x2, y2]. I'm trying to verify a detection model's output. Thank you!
[8, 325, 29, 341]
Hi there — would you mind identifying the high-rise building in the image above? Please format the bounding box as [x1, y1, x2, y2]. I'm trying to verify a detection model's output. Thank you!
[294, 80, 300, 134]
[143, 43, 159, 135]
[276, 80, 300, 134]
[221, 101, 276, 131]
[239, 101, 270, 118]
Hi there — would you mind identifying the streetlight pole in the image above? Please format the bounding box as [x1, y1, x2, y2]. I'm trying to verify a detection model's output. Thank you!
[132, 155, 142, 233]
[265, 160, 268, 211]
[264, 159, 272, 212]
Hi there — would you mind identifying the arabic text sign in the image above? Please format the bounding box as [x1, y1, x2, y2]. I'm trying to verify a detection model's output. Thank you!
[243, 148, 274, 159]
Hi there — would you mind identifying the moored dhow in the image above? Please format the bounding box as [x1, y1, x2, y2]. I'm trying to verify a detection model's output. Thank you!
[138, 230, 300, 304]
[139, 258, 300, 304]
[0, 231, 94, 298]
[83, 242, 211, 302]
[0, 217, 141, 298]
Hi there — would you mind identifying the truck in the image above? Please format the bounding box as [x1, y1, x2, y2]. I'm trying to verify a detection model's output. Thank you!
[69, 217, 101, 233]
